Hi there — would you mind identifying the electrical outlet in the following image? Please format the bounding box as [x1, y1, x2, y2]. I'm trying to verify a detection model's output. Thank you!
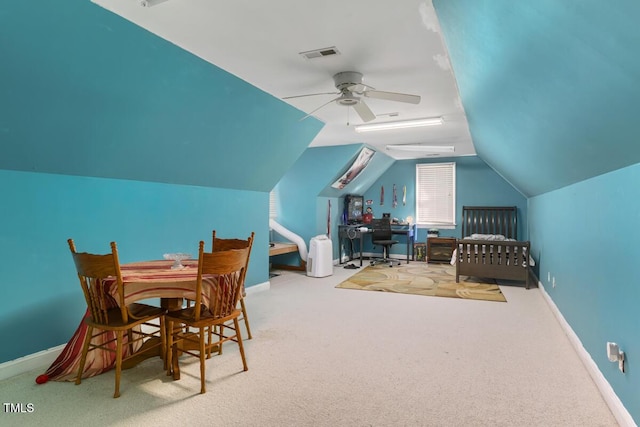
[552, 277, 556, 288]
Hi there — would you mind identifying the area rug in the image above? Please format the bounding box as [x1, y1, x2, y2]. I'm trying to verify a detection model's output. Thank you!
[336, 262, 507, 302]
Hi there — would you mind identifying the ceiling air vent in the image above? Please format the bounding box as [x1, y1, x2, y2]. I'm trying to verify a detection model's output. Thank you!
[299, 46, 340, 60]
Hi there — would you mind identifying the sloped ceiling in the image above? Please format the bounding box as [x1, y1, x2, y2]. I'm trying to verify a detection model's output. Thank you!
[3, 1, 639, 198]
[0, 1, 323, 192]
[434, 0, 640, 197]
[91, 0, 475, 161]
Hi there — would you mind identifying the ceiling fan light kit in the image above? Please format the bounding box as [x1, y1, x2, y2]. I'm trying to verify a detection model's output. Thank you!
[385, 144, 454, 153]
[355, 117, 444, 133]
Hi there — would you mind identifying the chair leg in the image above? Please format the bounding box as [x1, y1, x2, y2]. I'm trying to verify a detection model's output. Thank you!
[159, 316, 167, 371]
[239, 297, 252, 339]
[234, 318, 248, 372]
[126, 329, 134, 356]
[199, 327, 206, 394]
[75, 325, 93, 385]
[166, 320, 174, 377]
[206, 326, 213, 359]
[171, 335, 181, 381]
[114, 331, 124, 398]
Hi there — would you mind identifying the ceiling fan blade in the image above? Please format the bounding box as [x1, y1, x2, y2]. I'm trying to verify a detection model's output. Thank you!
[353, 100, 376, 123]
[283, 92, 339, 100]
[298, 96, 342, 121]
[363, 90, 421, 104]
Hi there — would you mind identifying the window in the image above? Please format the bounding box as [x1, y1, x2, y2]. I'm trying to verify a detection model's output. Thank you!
[415, 162, 456, 227]
[269, 189, 278, 219]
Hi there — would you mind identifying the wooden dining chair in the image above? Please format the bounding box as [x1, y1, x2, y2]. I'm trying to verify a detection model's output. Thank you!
[68, 239, 166, 398]
[211, 230, 255, 339]
[166, 241, 249, 394]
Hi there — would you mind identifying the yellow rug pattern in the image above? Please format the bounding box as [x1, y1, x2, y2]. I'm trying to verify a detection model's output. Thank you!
[336, 262, 507, 302]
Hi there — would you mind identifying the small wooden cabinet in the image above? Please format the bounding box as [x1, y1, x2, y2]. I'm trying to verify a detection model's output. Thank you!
[427, 237, 456, 263]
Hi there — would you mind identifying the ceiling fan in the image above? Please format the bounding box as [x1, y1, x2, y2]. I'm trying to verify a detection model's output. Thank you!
[283, 71, 421, 123]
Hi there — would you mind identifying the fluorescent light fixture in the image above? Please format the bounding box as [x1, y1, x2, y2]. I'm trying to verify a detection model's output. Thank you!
[140, 0, 170, 7]
[354, 117, 443, 133]
[385, 144, 455, 153]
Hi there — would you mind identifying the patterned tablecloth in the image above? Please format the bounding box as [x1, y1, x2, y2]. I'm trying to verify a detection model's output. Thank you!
[43, 259, 201, 382]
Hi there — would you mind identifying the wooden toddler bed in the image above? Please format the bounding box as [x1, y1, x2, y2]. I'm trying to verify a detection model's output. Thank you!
[455, 206, 532, 289]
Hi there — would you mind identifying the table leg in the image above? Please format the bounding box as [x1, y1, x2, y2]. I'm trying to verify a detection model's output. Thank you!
[122, 297, 183, 370]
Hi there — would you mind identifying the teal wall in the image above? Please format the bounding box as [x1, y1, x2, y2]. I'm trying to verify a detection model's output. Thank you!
[529, 163, 640, 420]
[0, 0, 322, 363]
[0, 0, 322, 190]
[434, 1, 640, 421]
[2, 0, 639, 421]
[0, 169, 267, 362]
[361, 156, 527, 256]
[272, 144, 395, 264]
[434, 0, 640, 198]
[274, 155, 527, 264]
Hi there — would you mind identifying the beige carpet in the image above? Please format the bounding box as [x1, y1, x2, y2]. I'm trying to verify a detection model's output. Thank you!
[336, 262, 507, 302]
[0, 267, 622, 426]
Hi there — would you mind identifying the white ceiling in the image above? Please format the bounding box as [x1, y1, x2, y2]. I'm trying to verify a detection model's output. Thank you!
[93, 0, 475, 160]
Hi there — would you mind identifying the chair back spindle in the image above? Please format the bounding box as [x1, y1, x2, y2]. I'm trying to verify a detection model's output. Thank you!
[193, 241, 249, 322]
[68, 239, 128, 324]
[211, 231, 255, 289]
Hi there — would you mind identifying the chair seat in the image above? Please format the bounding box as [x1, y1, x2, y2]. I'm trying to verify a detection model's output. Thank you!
[372, 239, 399, 246]
[85, 303, 165, 330]
[167, 306, 241, 329]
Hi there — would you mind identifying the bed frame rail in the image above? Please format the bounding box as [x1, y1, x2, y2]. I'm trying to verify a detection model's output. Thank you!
[455, 240, 530, 288]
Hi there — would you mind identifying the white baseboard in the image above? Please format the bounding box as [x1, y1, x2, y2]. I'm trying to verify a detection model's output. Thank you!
[246, 280, 270, 295]
[0, 344, 66, 382]
[5, 278, 632, 427]
[0, 281, 271, 382]
[537, 280, 636, 427]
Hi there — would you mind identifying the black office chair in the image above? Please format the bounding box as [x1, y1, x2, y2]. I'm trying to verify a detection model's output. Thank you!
[370, 218, 400, 267]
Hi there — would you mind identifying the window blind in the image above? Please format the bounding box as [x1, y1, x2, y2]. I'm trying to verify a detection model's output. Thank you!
[415, 162, 456, 226]
[269, 190, 278, 219]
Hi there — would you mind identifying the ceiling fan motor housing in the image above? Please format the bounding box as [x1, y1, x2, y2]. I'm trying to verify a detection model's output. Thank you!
[287, 70, 418, 123]
[333, 71, 364, 91]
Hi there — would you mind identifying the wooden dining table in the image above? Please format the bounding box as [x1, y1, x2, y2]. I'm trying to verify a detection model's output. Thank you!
[43, 259, 205, 382]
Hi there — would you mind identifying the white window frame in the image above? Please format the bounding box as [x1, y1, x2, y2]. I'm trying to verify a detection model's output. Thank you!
[415, 162, 456, 228]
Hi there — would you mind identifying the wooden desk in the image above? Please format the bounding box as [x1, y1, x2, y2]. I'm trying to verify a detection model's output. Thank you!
[269, 241, 306, 271]
[269, 242, 298, 256]
[338, 224, 416, 265]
